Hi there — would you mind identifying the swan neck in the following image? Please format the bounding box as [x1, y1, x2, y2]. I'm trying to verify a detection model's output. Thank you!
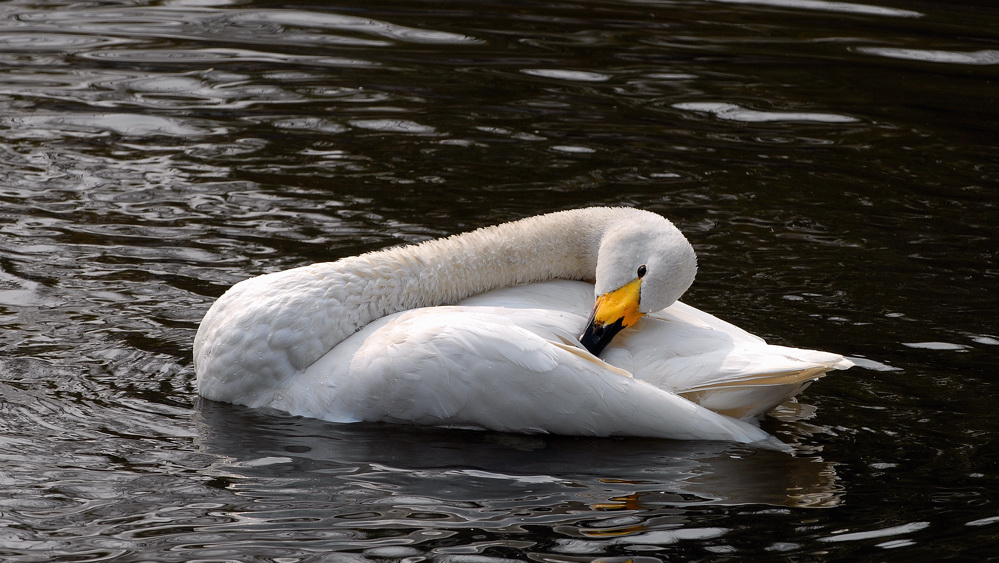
[194, 207, 639, 398]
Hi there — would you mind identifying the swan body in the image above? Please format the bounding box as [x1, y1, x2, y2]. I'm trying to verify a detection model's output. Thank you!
[194, 207, 851, 444]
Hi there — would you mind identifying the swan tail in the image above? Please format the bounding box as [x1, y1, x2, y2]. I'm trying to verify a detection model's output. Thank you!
[677, 356, 853, 419]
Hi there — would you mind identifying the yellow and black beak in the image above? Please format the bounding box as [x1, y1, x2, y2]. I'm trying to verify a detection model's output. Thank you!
[579, 277, 644, 356]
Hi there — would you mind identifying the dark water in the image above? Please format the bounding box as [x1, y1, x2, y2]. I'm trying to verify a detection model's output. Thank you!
[1, 0, 997, 560]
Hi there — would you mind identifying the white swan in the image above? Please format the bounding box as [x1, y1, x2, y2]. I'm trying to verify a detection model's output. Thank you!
[194, 207, 851, 444]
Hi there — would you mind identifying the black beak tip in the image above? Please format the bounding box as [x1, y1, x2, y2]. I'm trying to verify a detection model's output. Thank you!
[579, 317, 625, 357]
[578, 326, 604, 356]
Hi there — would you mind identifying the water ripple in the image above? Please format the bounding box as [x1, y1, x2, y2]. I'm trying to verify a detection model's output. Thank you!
[856, 47, 999, 65]
[819, 521, 931, 543]
[0, 32, 135, 51]
[709, 0, 922, 17]
[673, 102, 859, 123]
[10, 5, 480, 49]
[2, 113, 220, 138]
[79, 47, 378, 69]
[229, 9, 483, 45]
[350, 118, 437, 135]
[521, 69, 612, 82]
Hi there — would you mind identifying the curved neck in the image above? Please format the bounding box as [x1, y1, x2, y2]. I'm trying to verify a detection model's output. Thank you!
[294, 208, 619, 342]
[195, 207, 645, 395]
[351, 208, 606, 306]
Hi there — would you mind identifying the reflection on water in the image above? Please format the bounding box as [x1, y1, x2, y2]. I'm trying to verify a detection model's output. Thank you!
[0, 0, 997, 560]
[188, 403, 841, 556]
[196, 403, 842, 510]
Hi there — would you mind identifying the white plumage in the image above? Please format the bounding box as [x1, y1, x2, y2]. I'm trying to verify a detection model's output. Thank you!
[194, 207, 851, 444]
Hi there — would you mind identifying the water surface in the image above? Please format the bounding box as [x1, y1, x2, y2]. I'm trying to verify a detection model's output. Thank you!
[0, 0, 997, 560]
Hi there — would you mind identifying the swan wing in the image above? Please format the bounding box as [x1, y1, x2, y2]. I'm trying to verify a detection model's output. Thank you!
[605, 302, 853, 417]
[284, 306, 771, 444]
[458, 280, 851, 419]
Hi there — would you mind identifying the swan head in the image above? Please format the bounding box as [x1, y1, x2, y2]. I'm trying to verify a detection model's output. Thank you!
[579, 214, 697, 356]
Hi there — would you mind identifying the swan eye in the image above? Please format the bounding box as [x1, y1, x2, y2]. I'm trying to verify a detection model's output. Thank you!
[637, 265, 647, 278]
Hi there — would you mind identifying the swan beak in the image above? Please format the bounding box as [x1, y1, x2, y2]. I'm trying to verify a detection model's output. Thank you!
[579, 277, 644, 356]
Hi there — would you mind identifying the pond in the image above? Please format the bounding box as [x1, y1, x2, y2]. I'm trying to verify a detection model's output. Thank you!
[0, 0, 996, 560]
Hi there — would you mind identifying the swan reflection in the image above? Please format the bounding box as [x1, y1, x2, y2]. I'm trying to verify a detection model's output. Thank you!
[194, 401, 843, 526]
